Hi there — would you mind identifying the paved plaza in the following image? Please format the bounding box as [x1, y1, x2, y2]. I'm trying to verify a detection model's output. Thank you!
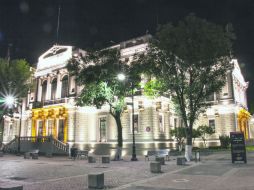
[0, 151, 254, 190]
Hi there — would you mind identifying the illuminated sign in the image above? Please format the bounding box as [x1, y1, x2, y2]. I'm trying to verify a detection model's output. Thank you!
[230, 132, 247, 163]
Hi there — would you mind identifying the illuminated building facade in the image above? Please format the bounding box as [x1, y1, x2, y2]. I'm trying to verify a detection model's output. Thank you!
[2, 35, 252, 154]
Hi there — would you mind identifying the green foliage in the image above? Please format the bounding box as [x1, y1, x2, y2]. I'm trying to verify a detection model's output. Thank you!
[134, 14, 234, 147]
[219, 135, 230, 149]
[0, 58, 32, 115]
[143, 79, 164, 98]
[192, 128, 202, 145]
[170, 127, 186, 151]
[0, 58, 32, 98]
[0, 58, 32, 143]
[197, 125, 215, 148]
[67, 48, 141, 149]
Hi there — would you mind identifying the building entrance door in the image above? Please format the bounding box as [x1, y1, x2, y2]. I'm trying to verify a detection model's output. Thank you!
[58, 119, 64, 141]
[38, 121, 43, 136]
[48, 120, 54, 136]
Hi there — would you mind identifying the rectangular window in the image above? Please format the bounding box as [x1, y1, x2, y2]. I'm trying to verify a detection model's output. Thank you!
[38, 121, 43, 136]
[206, 93, 215, 101]
[48, 120, 54, 136]
[58, 119, 64, 141]
[159, 114, 164, 132]
[174, 118, 177, 128]
[221, 76, 229, 96]
[209, 119, 215, 130]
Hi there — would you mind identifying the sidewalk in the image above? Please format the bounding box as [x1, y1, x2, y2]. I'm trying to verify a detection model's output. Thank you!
[0, 152, 253, 190]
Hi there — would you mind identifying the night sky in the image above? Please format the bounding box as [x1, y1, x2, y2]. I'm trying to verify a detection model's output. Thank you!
[0, 0, 254, 110]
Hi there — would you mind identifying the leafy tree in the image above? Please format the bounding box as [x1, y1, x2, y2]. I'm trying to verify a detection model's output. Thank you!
[170, 127, 185, 152]
[192, 128, 201, 145]
[67, 48, 141, 160]
[134, 14, 234, 161]
[0, 58, 32, 144]
[197, 125, 215, 148]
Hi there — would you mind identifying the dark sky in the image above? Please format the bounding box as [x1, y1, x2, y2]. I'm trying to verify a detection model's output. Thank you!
[0, 0, 254, 109]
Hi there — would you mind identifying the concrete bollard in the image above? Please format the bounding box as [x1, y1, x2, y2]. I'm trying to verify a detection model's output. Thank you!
[102, 156, 110, 163]
[177, 157, 186, 165]
[88, 173, 104, 189]
[0, 183, 23, 190]
[24, 152, 30, 159]
[155, 157, 165, 165]
[150, 162, 161, 173]
[88, 156, 96, 163]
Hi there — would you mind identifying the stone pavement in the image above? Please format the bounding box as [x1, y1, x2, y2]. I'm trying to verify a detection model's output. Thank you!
[0, 152, 254, 190]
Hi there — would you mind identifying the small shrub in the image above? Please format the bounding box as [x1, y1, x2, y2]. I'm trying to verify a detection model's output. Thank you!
[219, 135, 230, 149]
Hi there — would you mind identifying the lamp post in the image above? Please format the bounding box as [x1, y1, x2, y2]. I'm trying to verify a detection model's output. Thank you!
[17, 102, 22, 155]
[130, 81, 137, 161]
[117, 73, 138, 161]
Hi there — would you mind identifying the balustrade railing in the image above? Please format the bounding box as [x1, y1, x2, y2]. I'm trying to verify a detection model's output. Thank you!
[2, 137, 17, 152]
[3, 136, 69, 153]
[52, 138, 68, 153]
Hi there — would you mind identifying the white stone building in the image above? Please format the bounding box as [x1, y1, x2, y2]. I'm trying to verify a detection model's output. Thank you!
[2, 35, 252, 155]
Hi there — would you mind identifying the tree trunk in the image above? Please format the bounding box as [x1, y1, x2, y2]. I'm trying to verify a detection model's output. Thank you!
[185, 133, 193, 162]
[114, 114, 123, 160]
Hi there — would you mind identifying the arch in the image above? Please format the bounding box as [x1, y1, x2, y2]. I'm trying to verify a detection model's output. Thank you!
[61, 75, 69, 98]
[51, 78, 57, 100]
[41, 80, 47, 102]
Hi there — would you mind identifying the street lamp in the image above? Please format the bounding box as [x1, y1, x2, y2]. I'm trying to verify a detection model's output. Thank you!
[4, 95, 22, 155]
[117, 73, 138, 161]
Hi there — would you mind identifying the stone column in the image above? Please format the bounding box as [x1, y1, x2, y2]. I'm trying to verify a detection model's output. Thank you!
[46, 75, 51, 100]
[67, 107, 76, 143]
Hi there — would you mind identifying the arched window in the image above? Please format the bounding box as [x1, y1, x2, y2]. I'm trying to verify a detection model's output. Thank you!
[61, 75, 69, 98]
[41, 80, 47, 102]
[51, 78, 57, 100]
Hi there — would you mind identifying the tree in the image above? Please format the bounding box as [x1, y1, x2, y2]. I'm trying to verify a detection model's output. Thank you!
[67, 48, 141, 160]
[170, 127, 185, 151]
[134, 14, 234, 161]
[0, 58, 32, 144]
[197, 125, 215, 148]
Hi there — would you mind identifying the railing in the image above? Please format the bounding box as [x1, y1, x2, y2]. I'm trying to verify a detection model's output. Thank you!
[20, 136, 51, 142]
[42, 97, 77, 106]
[2, 137, 17, 152]
[52, 137, 69, 153]
[2, 136, 69, 154]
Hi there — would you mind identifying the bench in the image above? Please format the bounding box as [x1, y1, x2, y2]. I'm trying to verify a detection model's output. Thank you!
[30, 149, 39, 159]
[76, 150, 88, 160]
[145, 149, 170, 161]
[24, 149, 39, 159]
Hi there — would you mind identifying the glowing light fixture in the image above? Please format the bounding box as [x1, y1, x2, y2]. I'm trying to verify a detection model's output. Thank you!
[117, 73, 126, 81]
[4, 95, 15, 107]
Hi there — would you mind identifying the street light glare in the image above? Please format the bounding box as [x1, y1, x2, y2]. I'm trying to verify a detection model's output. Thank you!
[5, 95, 15, 106]
[117, 73, 126, 81]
